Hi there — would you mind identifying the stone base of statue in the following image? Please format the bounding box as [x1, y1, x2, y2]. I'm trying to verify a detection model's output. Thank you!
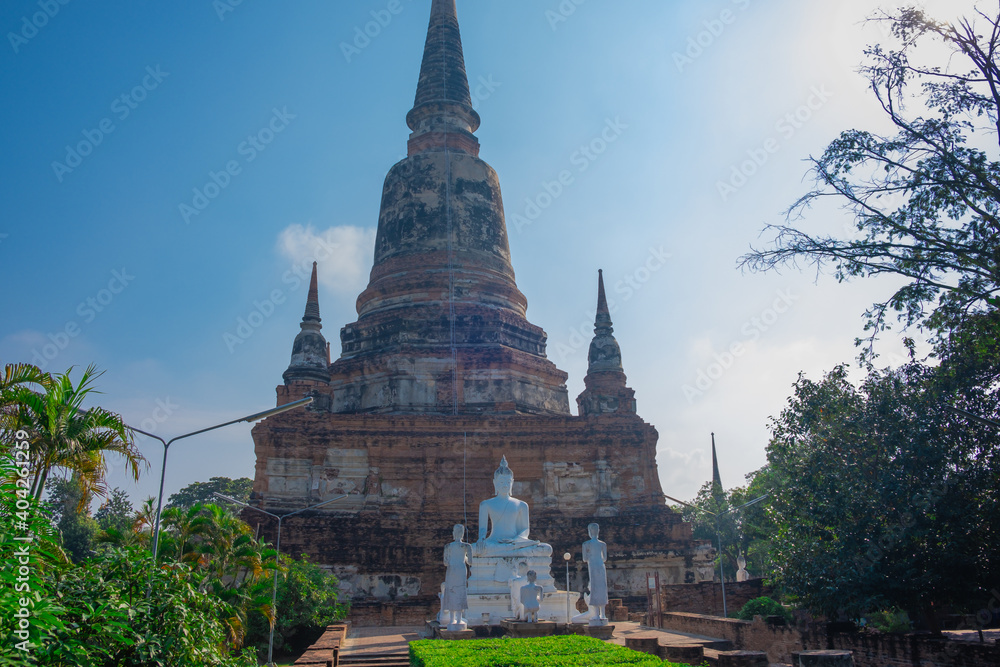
[467, 546, 556, 596]
[585, 623, 615, 640]
[500, 619, 557, 638]
[438, 628, 476, 640]
[464, 590, 580, 626]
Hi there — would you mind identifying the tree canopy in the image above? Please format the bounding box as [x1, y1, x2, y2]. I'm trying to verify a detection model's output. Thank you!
[740, 6, 1000, 351]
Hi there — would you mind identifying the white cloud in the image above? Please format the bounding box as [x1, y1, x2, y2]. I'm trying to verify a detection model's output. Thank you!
[277, 224, 376, 296]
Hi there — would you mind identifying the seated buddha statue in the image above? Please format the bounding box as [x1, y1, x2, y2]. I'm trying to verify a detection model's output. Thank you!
[474, 456, 552, 559]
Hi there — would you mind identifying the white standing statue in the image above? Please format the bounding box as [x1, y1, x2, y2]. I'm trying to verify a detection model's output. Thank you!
[519, 570, 542, 622]
[442, 524, 473, 630]
[508, 561, 529, 620]
[581, 522, 609, 626]
[736, 553, 750, 582]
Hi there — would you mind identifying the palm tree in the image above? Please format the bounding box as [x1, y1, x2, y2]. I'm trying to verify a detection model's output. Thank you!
[11, 364, 145, 503]
[0, 362, 49, 450]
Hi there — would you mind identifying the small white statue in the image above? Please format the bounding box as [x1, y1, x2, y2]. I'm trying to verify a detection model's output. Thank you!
[736, 553, 750, 582]
[509, 561, 528, 619]
[519, 570, 542, 622]
[442, 524, 473, 630]
[581, 522, 608, 626]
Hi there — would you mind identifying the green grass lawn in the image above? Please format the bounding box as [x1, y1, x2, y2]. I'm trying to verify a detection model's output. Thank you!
[410, 635, 693, 667]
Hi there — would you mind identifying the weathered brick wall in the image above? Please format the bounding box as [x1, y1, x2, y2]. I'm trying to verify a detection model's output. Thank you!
[660, 579, 768, 616]
[660, 612, 1000, 667]
[822, 631, 1000, 667]
[661, 612, 802, 664]
[250, 411, 715, 604]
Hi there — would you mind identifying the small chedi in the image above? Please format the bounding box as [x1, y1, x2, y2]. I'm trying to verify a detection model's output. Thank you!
[449, 456, 579, 625]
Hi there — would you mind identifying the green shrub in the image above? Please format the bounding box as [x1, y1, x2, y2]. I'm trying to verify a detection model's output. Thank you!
[735, 596, 793, 623]
[867, 608, 911, 633]
[410, 635, 691, 667]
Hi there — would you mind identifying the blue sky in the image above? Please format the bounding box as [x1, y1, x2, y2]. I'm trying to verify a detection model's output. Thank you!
[1, 0, 969, 507]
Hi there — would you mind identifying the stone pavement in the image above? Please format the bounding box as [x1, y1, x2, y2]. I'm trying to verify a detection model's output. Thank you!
[339, 626, 424, 657]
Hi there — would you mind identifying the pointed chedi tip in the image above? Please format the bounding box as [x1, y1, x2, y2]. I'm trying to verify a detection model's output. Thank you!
[304, 261, 321, 324]
[406, 0, 481, 156]
[595, 269, 613, 331]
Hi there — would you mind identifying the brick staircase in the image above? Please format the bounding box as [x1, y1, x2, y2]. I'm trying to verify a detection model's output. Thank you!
[338, 651, 410, 667]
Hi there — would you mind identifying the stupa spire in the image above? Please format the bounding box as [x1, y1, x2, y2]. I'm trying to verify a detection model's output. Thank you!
[406, 0, 481, 156]
[577, 269, 635, 416]
[588, 270, 622, 373]
[304, 261, 321, 323]
[711, 433, 723, 496]
[283, 262, 330, 385]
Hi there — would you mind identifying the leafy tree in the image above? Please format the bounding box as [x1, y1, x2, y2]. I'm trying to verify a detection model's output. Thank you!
[94, 487, 134, 534]
[46, 476, 98, 564]
[764, 361, 1000, 628]
[245, 553, 347, 655]
[0, 363, 49, 451]
[166, 476, 253, 509]
[37, 546, 257, 666]
[11, 365, 145, 503]
[672, 483, 743, 581]
[740, 6, 1000, 351]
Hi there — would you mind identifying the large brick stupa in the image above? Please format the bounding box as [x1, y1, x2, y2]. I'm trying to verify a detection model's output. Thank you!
[249, 0, 713, 619]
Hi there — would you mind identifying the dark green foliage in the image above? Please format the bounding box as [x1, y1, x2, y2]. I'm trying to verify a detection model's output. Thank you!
[764, 358, 1000, 622]
[0, 455, 67, 666]
[245, 553, 348, 655]
[94, 487, 134, 534]
[736, 597, 792, 624]
[46, 476, 97, 564]
[166, 476, 253, 509]
[867, 608, 912, 633]
[37, 546, 257, 666]
[410, 636, 682, 667]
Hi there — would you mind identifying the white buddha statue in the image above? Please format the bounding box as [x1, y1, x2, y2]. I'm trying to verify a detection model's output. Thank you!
[475, 456, 551, 558]
[466, 456, 554, 603]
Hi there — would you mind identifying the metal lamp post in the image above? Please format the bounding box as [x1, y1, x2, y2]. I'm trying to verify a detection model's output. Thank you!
[215, 492, 348, 667]
[666, 493, 768, 617]
[129, 396, 313, 564]
[563, 552, 572, 624]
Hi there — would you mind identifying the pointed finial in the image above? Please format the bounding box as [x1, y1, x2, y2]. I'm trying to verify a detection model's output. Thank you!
[595, 269, 612, 332]
[406, 0, 481, 156]
[711, 433, 723, 495]
[304, 261, 321, 323]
